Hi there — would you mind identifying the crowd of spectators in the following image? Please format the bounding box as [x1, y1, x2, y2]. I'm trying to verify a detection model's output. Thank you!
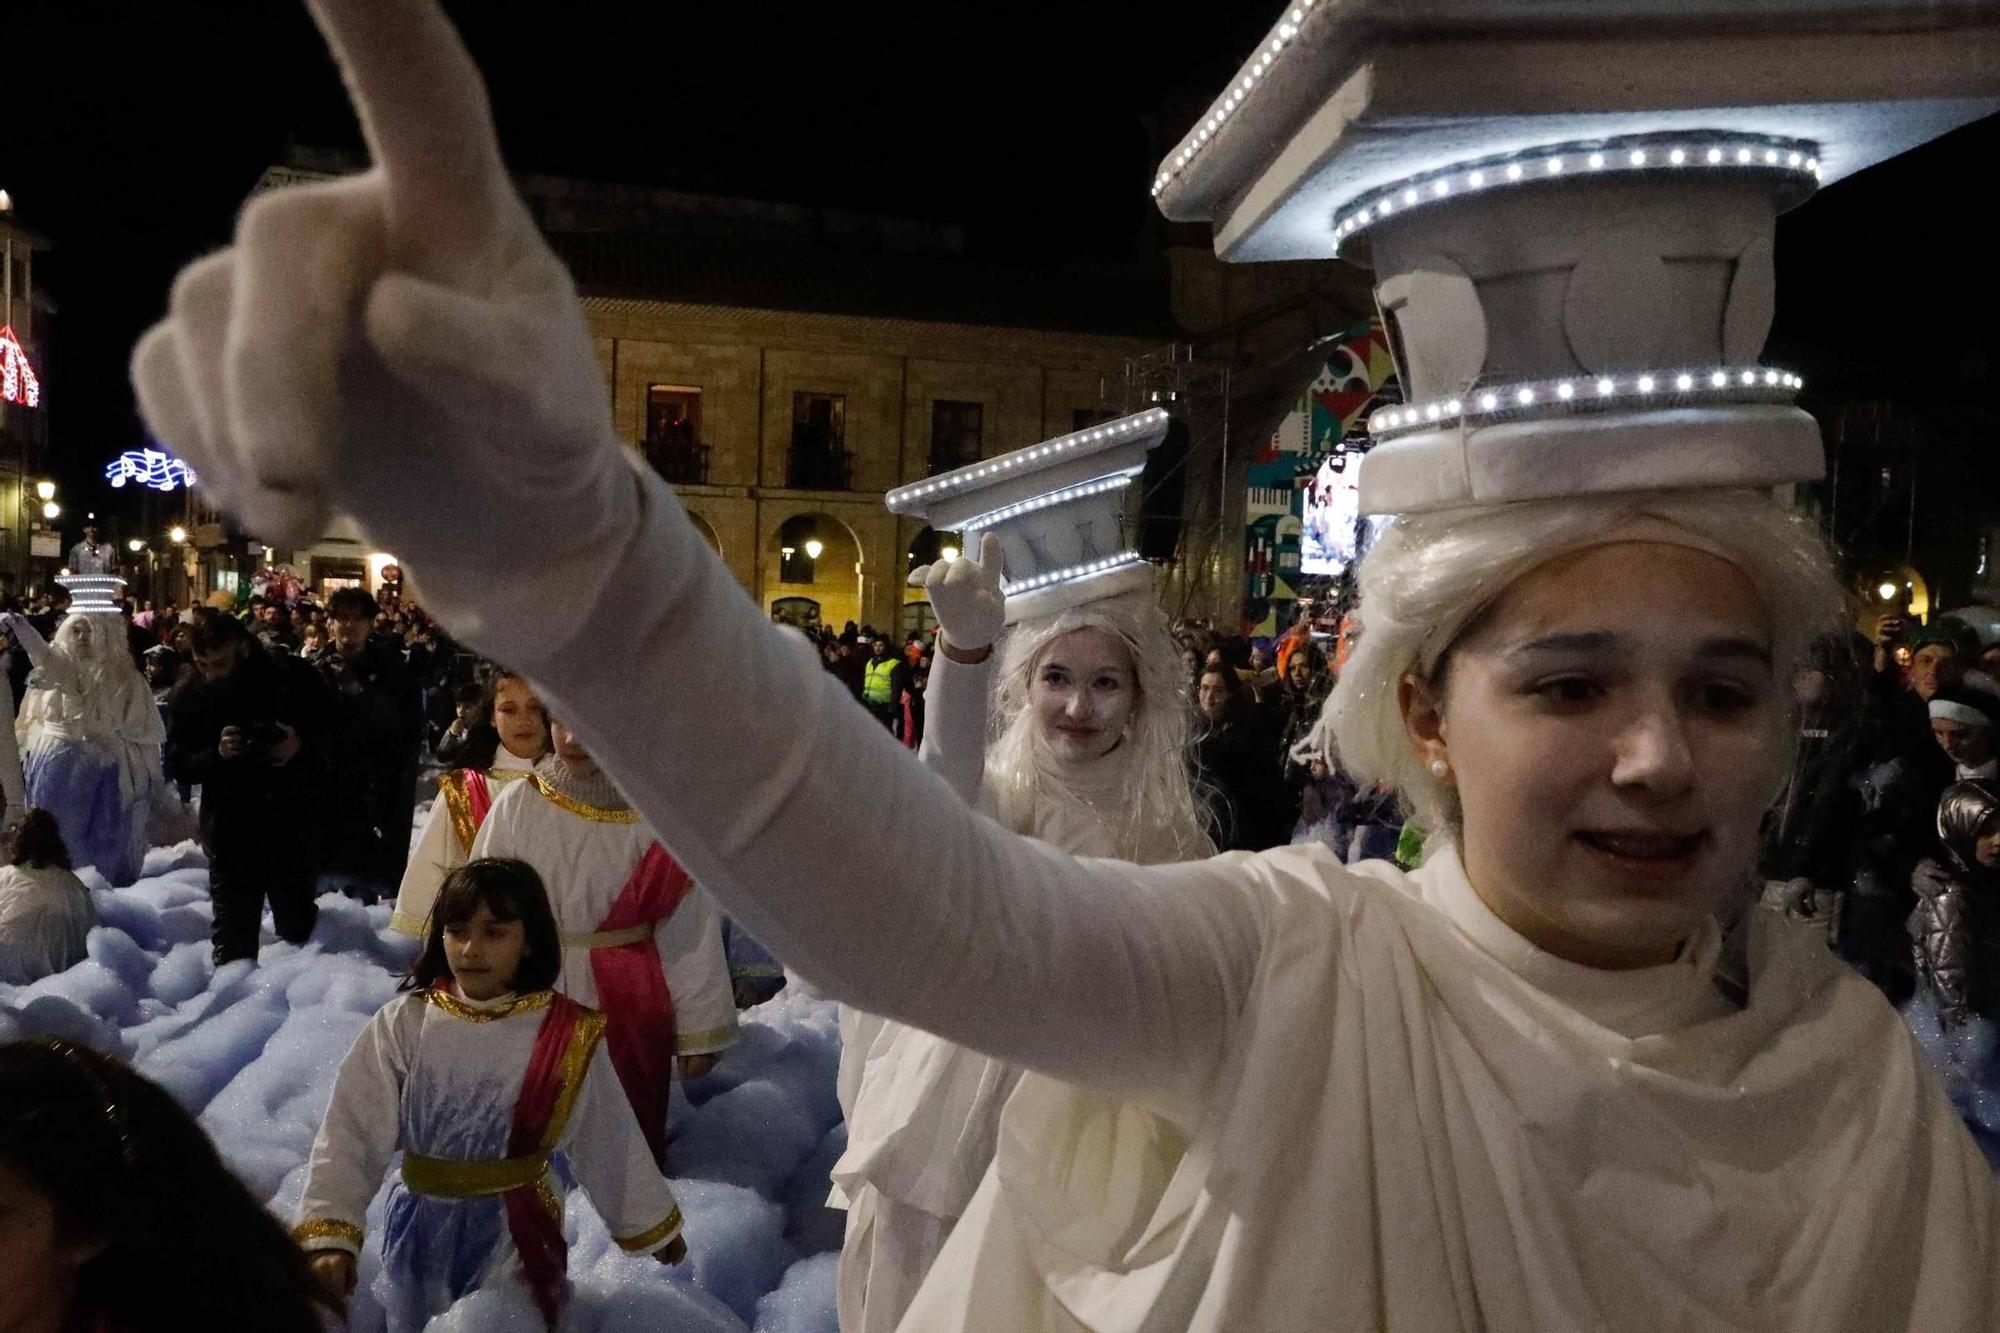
[3, 568, 1997, 1028]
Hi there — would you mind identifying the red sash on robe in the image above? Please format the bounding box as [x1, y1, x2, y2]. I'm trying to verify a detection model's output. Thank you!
[465, 769, 495, 827]
[588, 842, 693, 1166]
[438, 769, 499, 857]
[451, 987, 602, 1330]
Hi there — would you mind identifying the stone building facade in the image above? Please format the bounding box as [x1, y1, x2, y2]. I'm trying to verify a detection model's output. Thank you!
[581, 300, 1152, 636]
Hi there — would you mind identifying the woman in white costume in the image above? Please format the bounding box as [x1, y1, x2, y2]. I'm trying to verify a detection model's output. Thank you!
[834, 531, 1212, 1332]
[4, 613, 164, 887]
[132, 2, 2000, 1327]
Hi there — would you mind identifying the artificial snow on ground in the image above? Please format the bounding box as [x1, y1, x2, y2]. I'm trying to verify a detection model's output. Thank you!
[0, 840, 843, 1333]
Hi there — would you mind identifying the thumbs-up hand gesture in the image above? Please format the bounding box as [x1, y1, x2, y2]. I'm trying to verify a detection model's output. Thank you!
[131, 0, 636, 659]
[909, 532, 1006, 656]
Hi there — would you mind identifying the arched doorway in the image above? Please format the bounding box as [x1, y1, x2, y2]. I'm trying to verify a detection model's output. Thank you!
[686, 511, 723, 558]
[766, 512, 865, 632]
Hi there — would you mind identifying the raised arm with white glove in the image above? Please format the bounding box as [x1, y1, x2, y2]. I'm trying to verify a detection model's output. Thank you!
[129, 0, 1260, 1125]
[907, 532, 1006, 805]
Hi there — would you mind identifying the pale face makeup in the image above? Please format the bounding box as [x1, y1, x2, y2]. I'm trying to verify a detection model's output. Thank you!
[1404, 542, 1787, 970]
[1029, 627, 1138, 764]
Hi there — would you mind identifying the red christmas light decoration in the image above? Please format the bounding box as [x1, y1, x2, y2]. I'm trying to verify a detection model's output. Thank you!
[0, 325, 40, 407]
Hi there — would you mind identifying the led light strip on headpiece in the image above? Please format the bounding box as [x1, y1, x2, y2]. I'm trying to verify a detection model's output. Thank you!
[1003, 552, 1149, 598]
[1331, 132, 1820, 257]
[885, 408, 1171, 510]
[959, 472, 1137, 536]
[1367, 366, 1803, 442]
[1152, 0, 1321, 198]
[59, 574, 128, 615]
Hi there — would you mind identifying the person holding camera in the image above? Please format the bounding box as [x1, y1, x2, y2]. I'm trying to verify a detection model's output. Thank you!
[166, 612, 337, 964]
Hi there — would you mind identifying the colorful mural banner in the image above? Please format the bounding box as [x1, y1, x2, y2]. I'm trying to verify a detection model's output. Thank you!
[1240, 318, 1399, 637]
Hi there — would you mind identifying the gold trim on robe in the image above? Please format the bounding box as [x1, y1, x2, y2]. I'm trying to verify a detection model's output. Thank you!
[292, 1217, 365, 1247]
[543, 1009, 609, 1150]
[420, 988, 556, 1023]
[614, 1206, 685, 1253]
[436, 769, 477, 856]
[530, 773, 640, 824]
[436, 766, 536, 856]
[401, 1150, 551, 1197]
[675, 1023, 740, 1055]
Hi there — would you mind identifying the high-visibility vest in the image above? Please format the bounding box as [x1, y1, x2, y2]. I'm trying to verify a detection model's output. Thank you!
[863, 657, 899, 705]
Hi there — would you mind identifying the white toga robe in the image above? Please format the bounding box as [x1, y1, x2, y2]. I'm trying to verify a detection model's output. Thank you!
[411, 455, 2000, 1332]
[471, 776, 737, 1056]
[390, 748, 537, 938]
[294, 986, 681, 1333]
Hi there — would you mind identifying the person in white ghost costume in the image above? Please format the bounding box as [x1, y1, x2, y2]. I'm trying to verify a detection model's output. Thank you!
[833, 532, 1213, 1332]
[471, 719, 736, 1166]
[391, 670, 550, 937]
[132, 1, 2000, 1328]
[5, 612, 166, 886]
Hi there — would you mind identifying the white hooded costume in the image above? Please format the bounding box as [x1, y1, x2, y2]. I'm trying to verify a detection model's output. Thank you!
[9, 611, 165, 886]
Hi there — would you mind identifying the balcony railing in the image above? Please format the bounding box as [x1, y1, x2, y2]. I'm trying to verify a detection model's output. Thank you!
[644, 439, 711, 486]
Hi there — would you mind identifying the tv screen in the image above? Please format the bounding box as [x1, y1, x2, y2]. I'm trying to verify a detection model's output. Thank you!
[1298, 455, 1365, 577]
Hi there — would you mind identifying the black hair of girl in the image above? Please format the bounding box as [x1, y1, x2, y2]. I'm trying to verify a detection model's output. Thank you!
[8, 806, 73, 870]
[404, 857, 564, 994]
[0, 1040, 332, 1332]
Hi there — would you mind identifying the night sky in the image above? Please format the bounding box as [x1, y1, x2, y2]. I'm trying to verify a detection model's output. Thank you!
[5, 2, 1995, 543]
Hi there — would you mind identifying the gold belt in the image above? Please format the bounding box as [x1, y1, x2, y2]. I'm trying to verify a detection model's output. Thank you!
[562, 922, 654, 949]
[401, 1150, 550, 1197]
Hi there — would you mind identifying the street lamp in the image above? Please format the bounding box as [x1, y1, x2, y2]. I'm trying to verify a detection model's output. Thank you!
[169, 526, 188, 545]
[1878, 580, 1900, 601]
[803, 538, 825, 560]
[41, 501, 59, 520]
[127, 539, 144, 554]
[34, 481, 54, 502]
[940, 545, 961, 563]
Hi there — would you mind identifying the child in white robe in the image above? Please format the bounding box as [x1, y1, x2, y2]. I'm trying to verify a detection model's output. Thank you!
[391, 671, 549, 938]
[294, 858, 685, 1331]
[471, 722, 736, 1164]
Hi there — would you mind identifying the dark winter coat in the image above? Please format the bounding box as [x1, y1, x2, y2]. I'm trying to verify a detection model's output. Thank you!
[165, 645, 337, 847]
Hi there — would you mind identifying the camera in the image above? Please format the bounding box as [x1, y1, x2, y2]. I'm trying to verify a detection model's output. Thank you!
[238, 721, 286, 758]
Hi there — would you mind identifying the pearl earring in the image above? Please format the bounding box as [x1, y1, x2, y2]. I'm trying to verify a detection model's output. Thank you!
[1429, 757, 1450, 779]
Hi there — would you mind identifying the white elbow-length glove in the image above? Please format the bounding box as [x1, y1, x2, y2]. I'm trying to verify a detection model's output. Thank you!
[128, 0, 637, 670]
[909, 533, 1006, 654]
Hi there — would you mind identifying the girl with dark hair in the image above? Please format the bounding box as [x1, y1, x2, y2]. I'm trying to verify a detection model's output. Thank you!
[0, 1039, 331, 1333]
[296, 858, 686, 1330]
[0, 807, 93, 984]
[391, 671, 550, 938]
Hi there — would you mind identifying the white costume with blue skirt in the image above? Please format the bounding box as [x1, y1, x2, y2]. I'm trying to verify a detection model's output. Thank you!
[293, 985, 682, 1332]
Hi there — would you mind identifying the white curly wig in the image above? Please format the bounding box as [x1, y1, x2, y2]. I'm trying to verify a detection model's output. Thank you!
[983, 590, 1214, 864]
[1317, 489, 1848, 837]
